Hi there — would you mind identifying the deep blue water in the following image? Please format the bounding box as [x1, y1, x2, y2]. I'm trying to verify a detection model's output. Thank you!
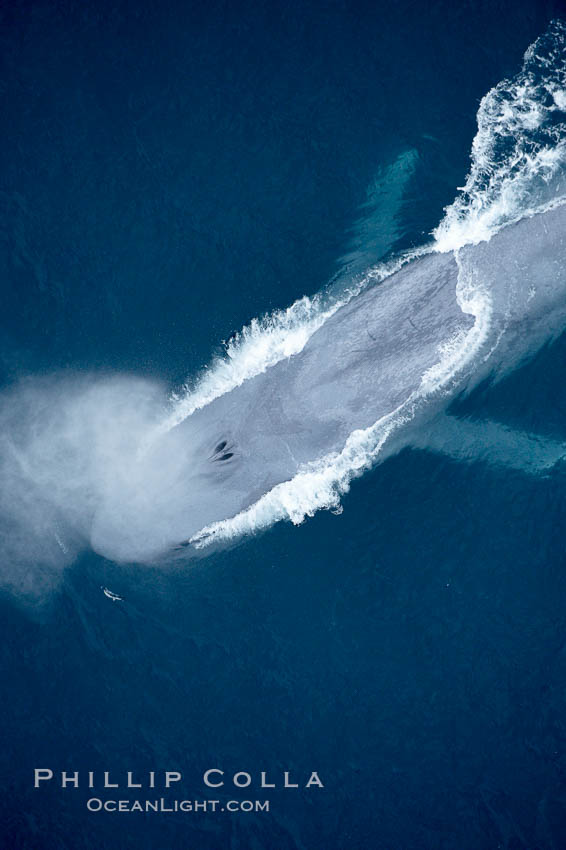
[2, 1, 566, 847]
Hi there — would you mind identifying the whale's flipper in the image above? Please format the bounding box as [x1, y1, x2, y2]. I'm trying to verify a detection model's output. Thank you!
[415, 413, 566, 474]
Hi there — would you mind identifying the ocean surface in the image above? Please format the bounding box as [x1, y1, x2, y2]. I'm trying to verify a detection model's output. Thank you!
[2, 1, 566, 847]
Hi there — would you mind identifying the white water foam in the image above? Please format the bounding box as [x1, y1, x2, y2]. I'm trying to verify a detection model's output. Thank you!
[434, 19, 566, 251]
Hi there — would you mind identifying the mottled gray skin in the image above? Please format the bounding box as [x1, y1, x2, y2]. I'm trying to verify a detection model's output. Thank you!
[90, 204, 566, 562]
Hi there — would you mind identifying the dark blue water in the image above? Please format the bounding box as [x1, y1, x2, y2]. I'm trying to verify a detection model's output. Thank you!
[2, 1, 566, 847]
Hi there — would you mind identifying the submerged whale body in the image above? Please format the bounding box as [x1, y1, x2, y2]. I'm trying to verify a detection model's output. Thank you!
[89, 203, 566, 563]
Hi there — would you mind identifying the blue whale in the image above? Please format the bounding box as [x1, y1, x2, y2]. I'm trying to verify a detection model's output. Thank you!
[87, 203, 566, 562]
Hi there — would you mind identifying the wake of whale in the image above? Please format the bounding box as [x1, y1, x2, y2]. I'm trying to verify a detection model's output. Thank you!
[1, 20, 565, 591]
